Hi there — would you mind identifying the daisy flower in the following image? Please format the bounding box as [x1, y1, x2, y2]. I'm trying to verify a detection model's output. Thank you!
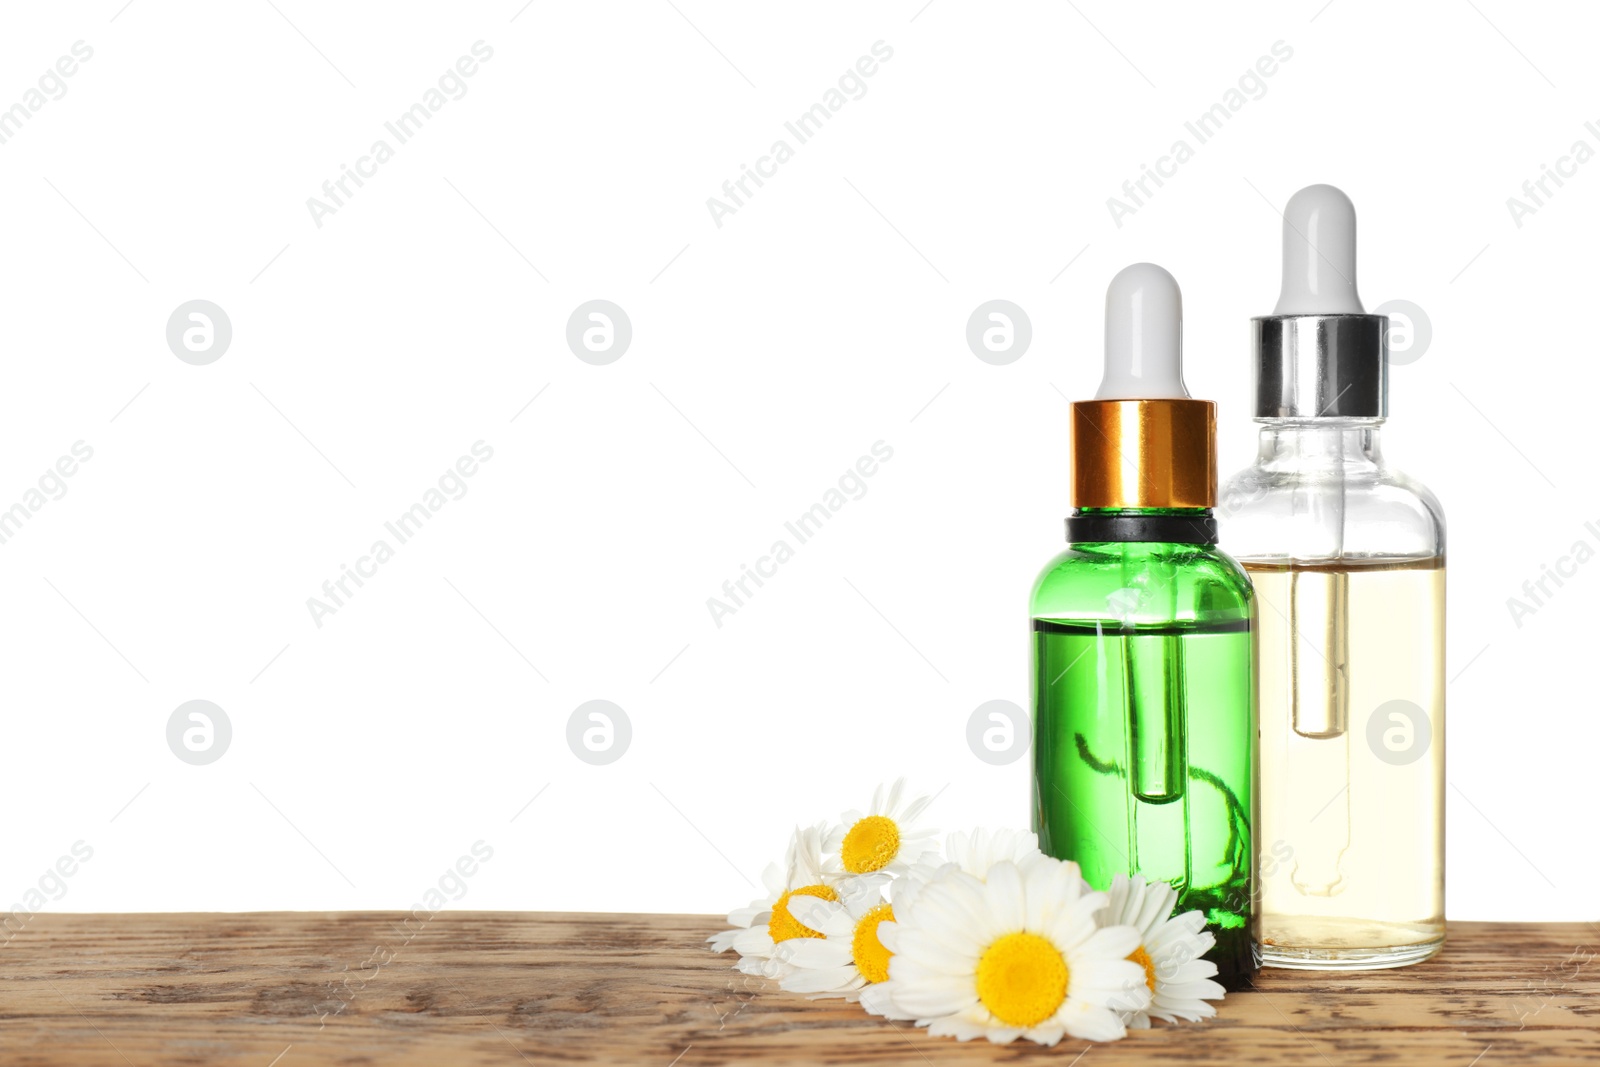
[859, 828, 1051, 1021]
[772, 875, 895, 999]
[926, 827, 1046, 881]
[888, 827, 1048, 943]
[823, 779, 940, 879]
[1101, 873, 1226, 1027]
[876, 856, 1149, 1045]
[707, 823, 839, 978]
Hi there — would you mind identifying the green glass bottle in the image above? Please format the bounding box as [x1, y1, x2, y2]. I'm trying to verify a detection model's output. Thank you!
[1031, 264, 1258, 986]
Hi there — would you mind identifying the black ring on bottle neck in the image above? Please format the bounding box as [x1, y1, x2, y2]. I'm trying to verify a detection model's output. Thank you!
[1065, 513, 1217, 545]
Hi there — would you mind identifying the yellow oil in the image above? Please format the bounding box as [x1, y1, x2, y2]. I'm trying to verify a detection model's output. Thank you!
[1246, 558, 1445, 968]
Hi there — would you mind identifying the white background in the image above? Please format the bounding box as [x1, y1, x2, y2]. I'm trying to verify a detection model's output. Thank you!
[0, 0, 1593, 922]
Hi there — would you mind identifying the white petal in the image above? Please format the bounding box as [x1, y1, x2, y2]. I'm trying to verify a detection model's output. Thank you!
[1020, 1022, 1066, 1046]
[1044, 891, 1103, 951]
[882, 779, 904, 815]
[858, 981, 913, 1019]
[707, 928, 742, 953]
[980, 862, 1026, 932]
[737, 955, 790, 979]
[900, 792, 933, 823]
[786, 896, 850, 938]
[1076, 922, 1142, 962]
[916, 871, 1000, 944]
[1070, 956, 1150, 1010]
[774, 937, 853, 968]
[891, 970, 977, 1017]
[1103, 872, 1133, 925]
[924, 1014, 991, 1042]
[760, 862, 786, 899]
[837, 874, 891, 913]
[947, 827, 1042, 879]
[730, 926, 775, 955]
[780, 965, 862, 994]
[1057, 1000, 1129, 1043]
[1150, 995, 1218, 1023]
[1138, 880, 1179, 934]
[892, 929, 981, 976]
[1164, 978, 1227, 1000]
[902, 877, 989, 957]
[1024, 856, 1082, 931]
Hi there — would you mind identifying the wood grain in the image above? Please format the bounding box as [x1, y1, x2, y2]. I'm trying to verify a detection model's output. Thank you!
[0, 914, 1596, 1065]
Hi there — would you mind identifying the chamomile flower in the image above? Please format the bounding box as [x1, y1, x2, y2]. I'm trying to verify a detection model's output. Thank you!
[858, 828, 1052, 1021]
[1101, 873, 1226, 1027]
[707, 823, 839, 978]
[772, 875, 895, 999]
[892, 828, 1050, 928]
[926, 827, 1047, 881]
[876, 857, 1149, 1045]
[824, 779, 940, 879]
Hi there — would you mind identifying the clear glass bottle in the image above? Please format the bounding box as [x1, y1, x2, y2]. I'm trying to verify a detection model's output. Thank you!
[1221, 185, 1446, 969]
[1032, 264, 1258, 987]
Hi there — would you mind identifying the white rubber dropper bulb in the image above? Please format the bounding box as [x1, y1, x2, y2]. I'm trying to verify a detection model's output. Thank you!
[1096, 262, 1188, 400]
[1274, 184, 1364, 315]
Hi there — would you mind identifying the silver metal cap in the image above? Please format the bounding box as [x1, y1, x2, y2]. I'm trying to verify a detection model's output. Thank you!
[1251, 313, 1388, 419]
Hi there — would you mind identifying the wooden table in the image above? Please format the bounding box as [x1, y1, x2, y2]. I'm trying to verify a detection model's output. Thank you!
[2, 913, 1595, 1064]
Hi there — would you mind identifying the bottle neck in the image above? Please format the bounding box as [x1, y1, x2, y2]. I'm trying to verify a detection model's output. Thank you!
[1254, 419, 1384, 473]
[1067, 508, 1216, 546]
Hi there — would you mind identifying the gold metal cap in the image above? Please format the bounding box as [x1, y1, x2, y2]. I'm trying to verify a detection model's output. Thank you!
[1070, 398, 1216, 509]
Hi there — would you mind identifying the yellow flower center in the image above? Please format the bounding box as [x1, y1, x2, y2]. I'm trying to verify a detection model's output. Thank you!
[1128, 945, 1157, 993]
[840, 815, 900, 874]
[851, 904, 895, 983]
[767, 884, 838, 943]
[975, 932, 1069, 1028]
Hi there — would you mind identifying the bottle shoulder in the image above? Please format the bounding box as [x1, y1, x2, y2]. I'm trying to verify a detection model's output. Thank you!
[1219, 462, 1445, 561]
[1031, 541, 1253, 625]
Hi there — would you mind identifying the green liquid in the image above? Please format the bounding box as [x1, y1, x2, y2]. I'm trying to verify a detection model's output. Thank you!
[1032, 617, 1256, 984]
